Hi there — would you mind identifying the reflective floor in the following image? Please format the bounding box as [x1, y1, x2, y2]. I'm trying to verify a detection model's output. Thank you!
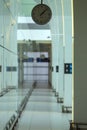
[0, 82, 71, 130]
[16, 82, 71, 130]
[0, 82, 33, 130]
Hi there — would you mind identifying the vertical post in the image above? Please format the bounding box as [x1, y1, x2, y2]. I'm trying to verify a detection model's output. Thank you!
[41, 0, 43, 4]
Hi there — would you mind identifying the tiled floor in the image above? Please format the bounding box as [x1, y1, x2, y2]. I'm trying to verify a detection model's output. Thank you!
[16, 82, 71, 130]
[0, 111, 17, 130]
[0, 82, 33, 130]
[0, 82, 71, 130]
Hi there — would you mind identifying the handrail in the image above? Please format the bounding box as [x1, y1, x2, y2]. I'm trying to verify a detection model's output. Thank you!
[0, 88, 10, 97]
[17, 82, 35, 117]
[3, 114, 19, 130]
[3, 81, 36, 130]
[69, 120, 87, 130]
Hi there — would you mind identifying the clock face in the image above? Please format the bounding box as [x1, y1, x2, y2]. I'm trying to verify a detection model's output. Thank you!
[31, 4, 52, 25]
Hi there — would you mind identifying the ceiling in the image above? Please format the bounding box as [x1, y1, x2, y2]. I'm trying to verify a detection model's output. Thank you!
[17, 0, 52, 41]
[17, 0, 72, 42]
[18, 0, 38, 16]
[18, 0, 72, 17]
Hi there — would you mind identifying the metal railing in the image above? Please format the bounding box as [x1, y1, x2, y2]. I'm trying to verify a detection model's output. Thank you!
[70, 120, 87, 130]
[0, 88, 10, 97]
[3, 81, 36, 130]
[3, 114, 19, 130]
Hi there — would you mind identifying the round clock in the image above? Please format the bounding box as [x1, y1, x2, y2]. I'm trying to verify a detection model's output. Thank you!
[31, 4, 52, 25]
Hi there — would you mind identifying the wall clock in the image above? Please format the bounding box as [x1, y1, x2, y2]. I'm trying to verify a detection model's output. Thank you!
[31, 2, 52, 25]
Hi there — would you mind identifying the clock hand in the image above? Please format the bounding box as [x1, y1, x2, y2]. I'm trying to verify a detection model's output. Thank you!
[40, 9, 48, 16]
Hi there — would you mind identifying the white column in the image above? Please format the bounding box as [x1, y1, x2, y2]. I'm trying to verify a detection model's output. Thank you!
[63, 0, 72, 108]
[52, 40, 57, 91]
[49, 2, 60, 92]
[19, 46, 24, 84]
[58, 37, 64, 99]
[49, 0, 63, 96]
[57, 1, 64, 101]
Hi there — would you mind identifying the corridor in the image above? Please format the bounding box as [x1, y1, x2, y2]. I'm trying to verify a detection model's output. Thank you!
[1, 0, 87, 129]
[15, 82, 71, 130]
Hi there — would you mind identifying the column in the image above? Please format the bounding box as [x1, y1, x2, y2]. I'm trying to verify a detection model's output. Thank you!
[73, 0, 87, 122]
[62, 0, 72, 112]
[19, 45, 24, 85]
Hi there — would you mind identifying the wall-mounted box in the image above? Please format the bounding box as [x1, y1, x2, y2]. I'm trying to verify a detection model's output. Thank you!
[56, 66, 59, 72]
[52, 66, 54, 72]
[6, 66, 17, 71]
[64, 63, 72, 74]
[0, 65, 2, 72]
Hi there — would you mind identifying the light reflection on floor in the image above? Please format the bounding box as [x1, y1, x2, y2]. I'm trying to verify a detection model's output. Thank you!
[0, 82, 71, 130]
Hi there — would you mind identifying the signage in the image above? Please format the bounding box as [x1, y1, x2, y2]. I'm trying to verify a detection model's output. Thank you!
[64, 63, 72, 74]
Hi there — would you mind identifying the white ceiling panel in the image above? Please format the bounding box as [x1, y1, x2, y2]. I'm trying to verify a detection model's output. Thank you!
[17, 30, 51, 40]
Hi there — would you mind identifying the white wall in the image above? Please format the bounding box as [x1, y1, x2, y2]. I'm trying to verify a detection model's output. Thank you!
[23, 52, 48, 82]
[0, 0, 18, 92]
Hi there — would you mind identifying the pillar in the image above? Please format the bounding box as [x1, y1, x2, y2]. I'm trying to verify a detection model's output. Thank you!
[63, 0, 72, 108]
[73, 0, 87, 122]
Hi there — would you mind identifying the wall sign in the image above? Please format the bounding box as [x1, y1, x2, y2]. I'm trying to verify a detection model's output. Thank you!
[36, 58, 50, 62]
[22, 58, 34, 62]
[0, 65, 2, 72]
[6, 66, 17, 71]
[56, 66, 59, 72]
[52, 66, 54, 72]
[64, 63, 72, 74]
